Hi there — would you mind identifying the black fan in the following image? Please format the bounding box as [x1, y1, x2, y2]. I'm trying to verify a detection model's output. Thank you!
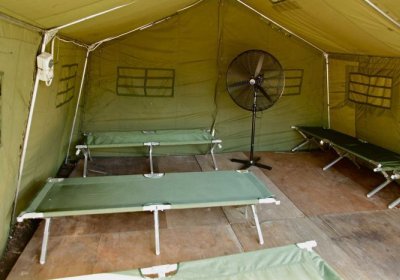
[226, 49, 285, 170]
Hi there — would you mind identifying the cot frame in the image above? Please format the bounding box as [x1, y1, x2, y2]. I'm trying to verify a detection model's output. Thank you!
[76, 129, 222, 177]
[100, 241, 320, 279]
[138, 241, 318, 278]
[18, 172, 280, 264]
[292, 125, 400, 209]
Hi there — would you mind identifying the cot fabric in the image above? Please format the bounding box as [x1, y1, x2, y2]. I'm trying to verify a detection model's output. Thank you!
[19, 170, 273, 219]
[297, 126, 400, 170]
[293, 126, 400, 208]
[55, 244, 342, 280]
[85, 129, 217, 147]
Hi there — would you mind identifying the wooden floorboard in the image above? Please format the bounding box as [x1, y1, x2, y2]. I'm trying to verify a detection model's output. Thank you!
[261, 150, 400, 215]
[312, 210, 400, 280]
[231, 217, 371, 280]
[7, 151, 400, 279]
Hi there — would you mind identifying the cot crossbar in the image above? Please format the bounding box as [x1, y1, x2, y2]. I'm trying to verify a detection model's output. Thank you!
[292, 126, 400, 209]
[18, 170, 279, 263]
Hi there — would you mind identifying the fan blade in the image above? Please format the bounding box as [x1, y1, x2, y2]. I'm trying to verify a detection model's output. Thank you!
[255, 84, 272, 103]
[227, 80, 250, 89]
[254, 54, 265, 77]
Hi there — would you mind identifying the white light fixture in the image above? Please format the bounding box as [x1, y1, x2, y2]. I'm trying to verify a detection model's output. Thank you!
[37, 52, 54, 86]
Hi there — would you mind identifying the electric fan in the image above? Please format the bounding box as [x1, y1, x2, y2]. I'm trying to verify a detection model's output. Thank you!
[226, 49, 285, 170]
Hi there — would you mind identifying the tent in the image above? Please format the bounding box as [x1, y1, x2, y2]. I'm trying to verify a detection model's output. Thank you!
[0, 0, 399, 255]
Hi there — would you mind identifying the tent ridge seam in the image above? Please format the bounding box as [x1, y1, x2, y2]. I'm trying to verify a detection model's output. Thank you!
[235, 0, 326, 55]
[0, 11, 43, 33]
[91, 0, 206, 49]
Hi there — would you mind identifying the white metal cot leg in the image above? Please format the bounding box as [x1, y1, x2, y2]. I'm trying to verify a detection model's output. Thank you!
[210, 142, 219, 170]
[388, 197, 400, 209]
[291, 139, 310, 152]
[148, 144, 154, 175]
[40, 218, 51, 265]
[83, 152, 88, 178]
[291, 127, 312, 152]
[154, 209, 160, 255]
[144, 205, 170, 255]
[76, 145, 90, 177]
[144, 143, 163, 178]
[251, 205, 264, 245]
[367, 178, 392, 198]
[323, 153, 346, 171]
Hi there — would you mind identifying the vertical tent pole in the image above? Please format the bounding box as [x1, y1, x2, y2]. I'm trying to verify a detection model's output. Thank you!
[40, 218, 51, 264]
[11, 32, 50, 221]
[324, 53, 331, 128]
[65, 49, 90, 163]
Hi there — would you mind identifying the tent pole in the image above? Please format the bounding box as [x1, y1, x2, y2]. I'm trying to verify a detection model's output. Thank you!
[47, 2, 135, 33]
[324, 53, 331, 129]
[363, 0, 400, 28]
[11, 32, 49, 221]
[91, 1, 205, 50]
[65, 49, 90, 164]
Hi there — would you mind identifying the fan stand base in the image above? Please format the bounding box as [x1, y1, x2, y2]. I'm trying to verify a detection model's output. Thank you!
[230, 157, 272, 170]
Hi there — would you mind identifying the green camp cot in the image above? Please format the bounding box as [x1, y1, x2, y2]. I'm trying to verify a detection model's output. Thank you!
[292, 126, 400, 208]
[17, 170, 280, 264]
[76, 128, 222, 177]
[54, 241, 342, 280]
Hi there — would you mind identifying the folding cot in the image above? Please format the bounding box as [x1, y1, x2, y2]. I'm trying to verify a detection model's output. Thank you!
[17, 170, 280, 264]
[75, 129, 222, 177]
[55, 241, 342, 280]
[292, 126, 400, 208]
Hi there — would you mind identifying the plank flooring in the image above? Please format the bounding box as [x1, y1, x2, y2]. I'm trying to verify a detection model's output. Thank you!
[7, 151, 400, 279]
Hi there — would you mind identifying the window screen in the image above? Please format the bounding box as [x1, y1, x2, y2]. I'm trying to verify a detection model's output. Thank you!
[117, 67, 175, 97]
[56, 64, 78, 107]
[348, 72, 392, 109]
[283, 69, 303, 96]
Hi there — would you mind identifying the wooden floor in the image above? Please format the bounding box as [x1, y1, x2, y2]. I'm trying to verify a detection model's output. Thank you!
[7, 151, 400, 279]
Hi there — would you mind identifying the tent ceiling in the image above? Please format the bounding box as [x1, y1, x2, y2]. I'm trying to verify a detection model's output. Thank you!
[0, 0, 399, 56]
[243, 0, 400, 56]
[0, 0, 198, 43]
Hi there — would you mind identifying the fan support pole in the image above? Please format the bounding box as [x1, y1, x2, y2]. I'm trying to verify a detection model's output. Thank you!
[231, 91, 272, 170]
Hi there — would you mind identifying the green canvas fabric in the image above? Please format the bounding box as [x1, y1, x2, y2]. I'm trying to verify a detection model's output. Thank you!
[82, 0, 325, 154]
[0, 0, 399, 56]
[19, 171, 273, 218]
[214, 0, 325, 152]
[242, 0, 400, 56]
[0, 19, 41, 254]
[328, 54, 400, 154]
[55, 244, 342, 280]
[82, 0, 219, 135]
[15, 39, 87, 220]
[1, 0, 399, 258]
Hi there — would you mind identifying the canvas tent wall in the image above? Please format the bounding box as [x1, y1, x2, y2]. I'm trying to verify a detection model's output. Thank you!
[82, 0, 325, 154]
[0, 0, 399, 256]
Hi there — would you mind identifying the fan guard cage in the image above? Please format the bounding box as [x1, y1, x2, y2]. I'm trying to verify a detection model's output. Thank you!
[226, 49, 285, 112]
